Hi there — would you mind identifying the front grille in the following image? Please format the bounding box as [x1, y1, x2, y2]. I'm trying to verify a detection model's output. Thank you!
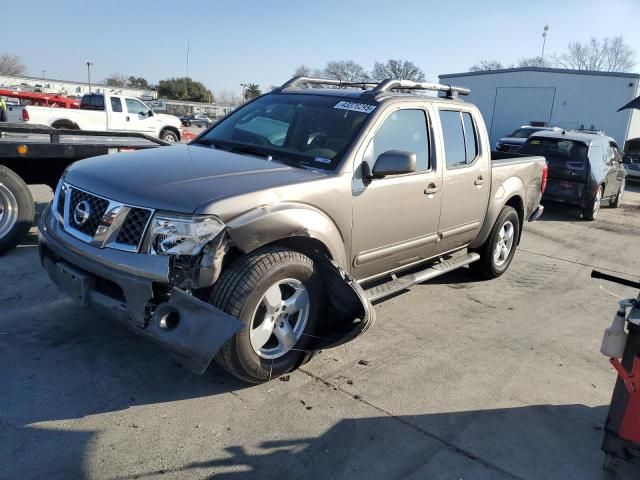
[68, 188, 109, 236]
[116, 208, 151, 246]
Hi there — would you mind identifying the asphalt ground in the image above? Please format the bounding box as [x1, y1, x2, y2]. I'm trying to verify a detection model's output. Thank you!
[2, 183, 640, 480]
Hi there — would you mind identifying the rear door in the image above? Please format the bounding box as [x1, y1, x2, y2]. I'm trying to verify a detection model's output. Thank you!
[435, 108, 490, 253]
[351, 106, 442, 280]
[107, 97, 127, 131]
[604, 142, 624, 198]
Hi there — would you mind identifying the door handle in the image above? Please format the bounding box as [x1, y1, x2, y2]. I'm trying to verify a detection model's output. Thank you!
[424, 183, 440, 195]
[474, 175, 485, 186]
[126, 116, 130, 121]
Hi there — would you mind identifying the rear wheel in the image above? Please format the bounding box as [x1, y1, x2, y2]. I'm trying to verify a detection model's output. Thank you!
[611, 178, 625, 208]
[583, 186, 603, 221]
[0, 167, 34, 255]
[470, 206, 520, 279]
[210, 247, 324, 383]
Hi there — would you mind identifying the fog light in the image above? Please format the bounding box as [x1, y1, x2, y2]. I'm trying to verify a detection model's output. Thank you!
[16, 144, 28, 155]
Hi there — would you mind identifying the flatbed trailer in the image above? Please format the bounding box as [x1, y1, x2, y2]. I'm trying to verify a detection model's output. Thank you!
[0, 123, 168, 254]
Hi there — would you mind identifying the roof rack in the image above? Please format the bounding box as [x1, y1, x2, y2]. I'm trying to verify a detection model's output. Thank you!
[276, 76, 378, 91]
[275, 76, 470, 98]
[368, 79, 470, 98]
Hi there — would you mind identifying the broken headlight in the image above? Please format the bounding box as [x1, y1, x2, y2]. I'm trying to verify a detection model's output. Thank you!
[147, 213, 225, 256]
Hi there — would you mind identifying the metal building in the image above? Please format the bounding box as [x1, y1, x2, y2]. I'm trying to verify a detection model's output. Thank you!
[438, 67, 640, 148]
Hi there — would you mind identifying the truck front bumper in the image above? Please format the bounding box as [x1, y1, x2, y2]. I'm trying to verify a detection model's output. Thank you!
[38, 205, 243, 374]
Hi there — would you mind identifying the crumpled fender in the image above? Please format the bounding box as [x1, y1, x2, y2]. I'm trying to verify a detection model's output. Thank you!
[224, 202, 348, 268]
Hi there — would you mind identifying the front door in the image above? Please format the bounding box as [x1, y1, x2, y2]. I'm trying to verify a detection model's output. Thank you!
[436, 108, 491, 253]
[351, 107, 442, 280]
[124, 98, 156, 135]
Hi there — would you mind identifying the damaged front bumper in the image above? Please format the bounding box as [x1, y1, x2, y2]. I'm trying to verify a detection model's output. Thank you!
[38, 205, 374, 374]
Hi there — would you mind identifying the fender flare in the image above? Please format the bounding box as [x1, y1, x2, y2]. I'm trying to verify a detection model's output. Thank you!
[224, 202, 347, 268]
[469, 176, 525, 249]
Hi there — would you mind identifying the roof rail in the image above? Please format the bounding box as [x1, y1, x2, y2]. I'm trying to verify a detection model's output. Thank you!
[368, 79, 470, 98]
[276, 76, 378, 91]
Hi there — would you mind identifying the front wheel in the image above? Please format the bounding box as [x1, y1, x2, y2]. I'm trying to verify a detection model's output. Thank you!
[209, 247, 324, 383]
[160, 130, 179, 143]
[470, 206, 520, 279]
[0, 166, 35, 255]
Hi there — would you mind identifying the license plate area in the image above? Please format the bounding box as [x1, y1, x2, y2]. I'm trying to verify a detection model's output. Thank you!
[44, 258, 94, 306]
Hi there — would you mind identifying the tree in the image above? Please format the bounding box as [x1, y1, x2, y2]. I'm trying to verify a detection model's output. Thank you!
[128, 76, 150, 89]
[216, 90, 242, 106]
[244, 83, 262, 100]
[104, 74, 128, 87]
[554, 36, 635, 72]
[517, 56, 548, 68]
[469, 60, 505, 72]
[0, 54, 26, 76]
[323, 60, 369, 82]
[157, 77, 212, 102]
[372, 59, 425, 82]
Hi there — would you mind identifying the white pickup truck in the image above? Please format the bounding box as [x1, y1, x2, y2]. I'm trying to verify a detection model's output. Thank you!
[21, 93, 182, 143]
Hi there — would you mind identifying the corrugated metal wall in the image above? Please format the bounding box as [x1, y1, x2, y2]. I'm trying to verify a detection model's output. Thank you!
[438, 69, 639, 147]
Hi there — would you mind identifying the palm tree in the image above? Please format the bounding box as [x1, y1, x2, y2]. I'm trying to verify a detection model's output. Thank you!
[244, 83, 262, 100]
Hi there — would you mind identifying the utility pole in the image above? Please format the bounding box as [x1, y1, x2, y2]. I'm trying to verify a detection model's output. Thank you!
[41, 70, 45, 81]
[240, 83, 247, 103]
[541, 24, 549, 65]
[86, 62, 94, 93]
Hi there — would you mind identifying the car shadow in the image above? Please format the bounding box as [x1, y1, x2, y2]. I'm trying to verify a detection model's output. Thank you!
[536, 201, 585, 222]
[109, 404, 637, 480]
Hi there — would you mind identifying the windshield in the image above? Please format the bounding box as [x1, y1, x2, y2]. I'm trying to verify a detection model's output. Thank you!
[508, 127, 545, 138]
[194, 94, 375, 170]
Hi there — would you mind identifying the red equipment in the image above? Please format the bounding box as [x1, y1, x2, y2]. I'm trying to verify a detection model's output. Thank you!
[0, 89, 80, 109]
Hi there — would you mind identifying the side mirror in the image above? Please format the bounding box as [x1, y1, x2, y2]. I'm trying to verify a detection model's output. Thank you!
[369, 150, 416, 178]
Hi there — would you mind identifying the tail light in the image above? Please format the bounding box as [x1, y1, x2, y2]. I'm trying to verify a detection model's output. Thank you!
[541, 163, 548, 193]
[22, 109, 29, 121]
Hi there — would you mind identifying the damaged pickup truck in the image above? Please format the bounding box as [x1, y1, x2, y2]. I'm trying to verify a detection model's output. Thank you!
[39, 77, 547, 383]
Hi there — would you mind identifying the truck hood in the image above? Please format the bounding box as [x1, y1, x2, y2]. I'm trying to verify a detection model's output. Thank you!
[64, 144, 325, 212]
[155, 112, 181, 128]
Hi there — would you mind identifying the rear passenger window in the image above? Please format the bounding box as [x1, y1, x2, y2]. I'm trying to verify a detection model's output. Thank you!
[110, 97, 123, 112]
[367, 109, 430, 172]
[440, 110, 478, 168]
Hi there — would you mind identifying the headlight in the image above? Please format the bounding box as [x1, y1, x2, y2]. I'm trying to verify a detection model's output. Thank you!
[496, 142, 503, 149]
[147, 213, 225, 256]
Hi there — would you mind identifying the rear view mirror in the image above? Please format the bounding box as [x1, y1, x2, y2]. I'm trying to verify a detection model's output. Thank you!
[371, 150, 416, 178]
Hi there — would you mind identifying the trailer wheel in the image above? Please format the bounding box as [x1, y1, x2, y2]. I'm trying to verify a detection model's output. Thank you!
[0, 167, 34, 255]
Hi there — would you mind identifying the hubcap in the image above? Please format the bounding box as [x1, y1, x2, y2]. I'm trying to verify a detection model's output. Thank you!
[0, 183, 19, 239]
[163, 134, 176, 143]
[493, 220, 515, 267]
[249, 278, 310, 359]
[593, 188, 602, 217]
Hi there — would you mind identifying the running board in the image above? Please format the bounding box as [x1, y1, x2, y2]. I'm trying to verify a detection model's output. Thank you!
[363, 252, 480, 303]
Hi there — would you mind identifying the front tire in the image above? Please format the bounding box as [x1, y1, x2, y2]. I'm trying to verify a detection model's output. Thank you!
[210, 247, 324, 383]
[470, 206, 520, 279]
[160, 130, 179, 143]
[611, 178, 625, 208]
[0, 167, 34, 255]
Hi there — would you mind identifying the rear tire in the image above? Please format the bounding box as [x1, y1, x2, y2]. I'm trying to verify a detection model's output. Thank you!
[611, 178, 625, 208]
[209, 247, 324, 383]
[470, 206, 520, 279]
[583, 186, 603, 221]
[0, 166, 34, 255]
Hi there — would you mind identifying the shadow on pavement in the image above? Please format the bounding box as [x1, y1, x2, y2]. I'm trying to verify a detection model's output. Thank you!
[112, 404, 638, 480]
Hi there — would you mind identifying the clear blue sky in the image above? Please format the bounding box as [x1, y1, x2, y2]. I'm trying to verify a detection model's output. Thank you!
[4, 0, 639, 96]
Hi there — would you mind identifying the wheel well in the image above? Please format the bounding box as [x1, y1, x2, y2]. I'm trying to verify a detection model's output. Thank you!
[51, 119, 79, 129]
[160, 126, 180, 140]
[268, 237, 333, 262]
[505, 195, 524, 241]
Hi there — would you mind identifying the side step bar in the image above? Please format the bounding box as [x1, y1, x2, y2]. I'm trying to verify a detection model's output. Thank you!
[363, 252, 480, 303]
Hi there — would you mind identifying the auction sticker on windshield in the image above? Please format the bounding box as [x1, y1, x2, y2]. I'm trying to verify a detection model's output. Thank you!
[334, 101, 376, 114]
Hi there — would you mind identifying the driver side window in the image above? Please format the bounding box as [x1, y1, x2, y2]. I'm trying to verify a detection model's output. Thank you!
[364, 109, 430, 172]
[125, 98, 149, 116]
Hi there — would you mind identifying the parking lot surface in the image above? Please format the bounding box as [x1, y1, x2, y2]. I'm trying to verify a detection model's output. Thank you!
[2, 184, 640, 480]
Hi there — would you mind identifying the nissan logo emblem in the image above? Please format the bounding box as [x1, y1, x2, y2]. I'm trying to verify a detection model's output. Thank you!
[73, 200, 91, 226]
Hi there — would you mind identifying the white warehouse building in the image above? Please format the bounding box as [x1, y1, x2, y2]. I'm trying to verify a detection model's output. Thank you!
[438, 67, 640, 149]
